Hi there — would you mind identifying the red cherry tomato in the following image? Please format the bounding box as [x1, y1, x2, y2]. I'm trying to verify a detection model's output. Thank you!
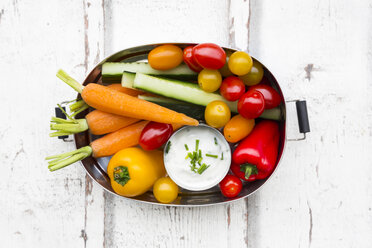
[183, 46, 203, 72]
[220, 76, 246, 101]
[219, 175, 242, 198]
[249, 85, 281, 109]
[192, 43, 226, 70]
[238, 89, 265, 119]
[139, 122, 173, 150]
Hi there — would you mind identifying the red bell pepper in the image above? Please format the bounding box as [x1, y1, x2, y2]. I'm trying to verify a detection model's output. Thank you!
[232, 120, 280, 181]
[249, 84, 281, 109]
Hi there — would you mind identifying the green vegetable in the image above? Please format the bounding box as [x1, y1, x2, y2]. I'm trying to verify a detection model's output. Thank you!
[133, 73, 238, 111]
[197, 163, 210, 174]
[206, 154, 218, 158]
[102, 62, 197, 83]
[121, 72, 136, 89]
[184, 144, 189, 151]
[165, 141, 171, 154]
[138, 89, 282, 121]
[138, 95, 205, 120]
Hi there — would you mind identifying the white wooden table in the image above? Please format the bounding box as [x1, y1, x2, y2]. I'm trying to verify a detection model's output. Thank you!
[1, 0, 371, 247]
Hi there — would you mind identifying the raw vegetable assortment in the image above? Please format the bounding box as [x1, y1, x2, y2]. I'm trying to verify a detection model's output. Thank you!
[47, 43, 283, 203]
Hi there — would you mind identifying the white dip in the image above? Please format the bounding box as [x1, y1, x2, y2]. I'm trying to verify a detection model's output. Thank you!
[164, 125, 231, 191]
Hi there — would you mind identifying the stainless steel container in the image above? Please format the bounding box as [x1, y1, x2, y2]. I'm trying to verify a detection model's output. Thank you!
[72, 43, 310, 206]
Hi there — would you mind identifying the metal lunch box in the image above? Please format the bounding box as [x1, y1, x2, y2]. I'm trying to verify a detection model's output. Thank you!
[67, 43, 310, 206]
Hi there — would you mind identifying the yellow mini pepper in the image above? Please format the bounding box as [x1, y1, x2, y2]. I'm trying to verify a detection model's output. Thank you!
[107, 147, 166, 197]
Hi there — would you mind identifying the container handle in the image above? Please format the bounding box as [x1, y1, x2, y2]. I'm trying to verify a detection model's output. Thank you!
[54, 102, 74, 142]
[286, 100, 310, 141]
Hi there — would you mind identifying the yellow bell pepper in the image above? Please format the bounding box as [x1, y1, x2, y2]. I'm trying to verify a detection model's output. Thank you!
[107, 147, 166, 197]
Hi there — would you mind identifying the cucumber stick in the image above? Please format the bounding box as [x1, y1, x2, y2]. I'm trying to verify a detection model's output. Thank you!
[133, 73, 238, 112]
[138, 95, 205, 120]
[139, 95, 282, 121]
[102, 62, 197, 83]
[121, 72, 136, 89]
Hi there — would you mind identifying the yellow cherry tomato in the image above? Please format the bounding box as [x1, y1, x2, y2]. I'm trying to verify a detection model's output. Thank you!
[223, 115, 255, 143]
[153, 177, 179, 204]
[107, 147, 166, 197]
[198, 69, 222, 92]
[228, 51, 253, 76]
[239, 60, 264, 86]
[148, 45, 183, 70]
[205, 100, 231, 128]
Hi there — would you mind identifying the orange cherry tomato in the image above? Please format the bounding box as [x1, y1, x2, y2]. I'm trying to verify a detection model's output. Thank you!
[148, 45, 183, 70]
[223, 115, 255, 143]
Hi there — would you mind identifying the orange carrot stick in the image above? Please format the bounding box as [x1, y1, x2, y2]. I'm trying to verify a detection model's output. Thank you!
[46, 121, 149, 171]
[91, 121, 148, 157]
[86, 110, 139, 135]
[106, 83, 144, 97]
[82, 84, 198, 126]
[57, 70, 199, 126]
[50, 108, 140, 137]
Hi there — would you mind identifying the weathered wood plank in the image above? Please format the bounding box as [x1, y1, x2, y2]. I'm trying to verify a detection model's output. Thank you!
[246, 0, 372, 247]
[82, 1, 105, 248]
[2, 0, 372, 247]
[0, 0, 88, 247]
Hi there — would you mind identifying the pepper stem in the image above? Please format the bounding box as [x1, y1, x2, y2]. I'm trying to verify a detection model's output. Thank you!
[113, 166, 130, 186]
[56, 69, 84, 94]
[240, 163, 258, 180]
[45, 146, 92, 171]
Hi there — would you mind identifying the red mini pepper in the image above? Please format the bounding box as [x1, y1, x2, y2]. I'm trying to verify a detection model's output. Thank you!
[232, 120, 280, 181]
[249, 84, 282, 109]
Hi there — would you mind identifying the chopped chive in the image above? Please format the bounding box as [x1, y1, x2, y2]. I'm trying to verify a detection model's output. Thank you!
[221, 152, 224, 160]
[197, 163, 210, 174]
[195, 139, 200, 151]
[198, 149, 202, 158]
[184, 144, 189, 151]
[206, 154, 218, 158]
[165, 141, 171, 154]
[198, 157, 202, 164]
[214, 137, 218, 145]
[192, 151, 197, 159]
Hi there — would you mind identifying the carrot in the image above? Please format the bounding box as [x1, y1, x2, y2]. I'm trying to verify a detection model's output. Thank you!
[91, 121, 148, 157]
[46, 121, 149, 171]
[86, 110, 139, 135]
[171, 123, 183, 131]
[57, 70, 199, 126]
[50, 106, 139, 137]
[106, 83, 144, 97]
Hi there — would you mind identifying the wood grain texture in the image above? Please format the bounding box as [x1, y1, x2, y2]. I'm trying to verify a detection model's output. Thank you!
[0, 0, 88, 247]
[247, 0, 372, 247]
[1, 0, 372, 247]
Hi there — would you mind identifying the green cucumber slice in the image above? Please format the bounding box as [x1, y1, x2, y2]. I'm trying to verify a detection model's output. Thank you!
[133, 73, 238, 112]
[102, 62, 197, 83]
[139, 94, 282, 121]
